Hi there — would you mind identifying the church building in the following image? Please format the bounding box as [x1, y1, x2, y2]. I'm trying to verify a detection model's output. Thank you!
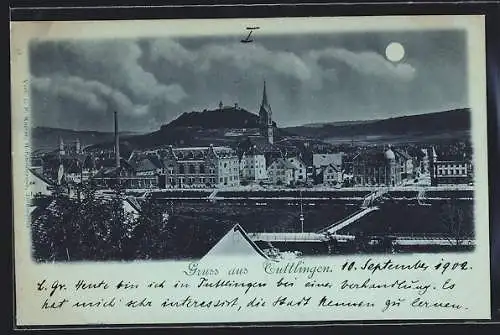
[352, 146, 403, 187]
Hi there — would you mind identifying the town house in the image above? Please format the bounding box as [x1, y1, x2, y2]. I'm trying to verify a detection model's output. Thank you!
[322, 163, 343, 186]
[286, 156, 307, 184]
[240, 145, 267, 183]
[267, 158, 296, 186]
[159, 145, 240, 188]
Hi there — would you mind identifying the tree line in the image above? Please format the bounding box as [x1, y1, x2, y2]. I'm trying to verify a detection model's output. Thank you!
[31, 183, 179, 262]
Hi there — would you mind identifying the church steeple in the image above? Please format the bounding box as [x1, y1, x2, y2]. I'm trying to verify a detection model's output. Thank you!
[260, 81, 272, 120]
[259, 80, 274, 144]
[262, 81, 269, 108]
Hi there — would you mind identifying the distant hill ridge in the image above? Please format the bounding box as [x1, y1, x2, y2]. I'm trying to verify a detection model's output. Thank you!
[284, 108, 470, 139]
[33, 127, 136, 136]
[31, 108, 470, 152]
[31, 127, 138, 153]
[300, 120, 376, 128]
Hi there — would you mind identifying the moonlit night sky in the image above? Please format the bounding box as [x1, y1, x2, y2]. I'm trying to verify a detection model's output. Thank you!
[29, 30, 468, 132]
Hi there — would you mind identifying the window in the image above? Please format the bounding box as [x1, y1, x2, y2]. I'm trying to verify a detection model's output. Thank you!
[220, 177, 223, 182]
[224, 163, 227, 168]
[179, 165, 185, 174]
[189, 165, 195, 174]
[200, 164, 205, 173]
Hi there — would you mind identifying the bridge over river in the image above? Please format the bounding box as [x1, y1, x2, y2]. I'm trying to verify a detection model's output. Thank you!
[119, 187, 474, 249]
[125, 186, 473, 202]
[316, 206, 380, 234]
[248, 232, 474, 247]
[244, 187, 474, 248]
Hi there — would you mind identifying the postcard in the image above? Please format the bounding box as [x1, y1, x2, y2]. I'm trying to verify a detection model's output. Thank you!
[11, 15, 490, 327]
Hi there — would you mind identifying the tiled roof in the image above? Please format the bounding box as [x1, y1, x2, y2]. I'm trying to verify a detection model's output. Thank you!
[147, 155, 164, 169]
[313, 153, 342, 167]
[269, 158, 296, 170]
[287, 156, 306, 167]
[248, 137, 282, 153]
[94, 157, 133, 170]
[92, 167, 117, 178]
[202, 224, 268, 260]
[29, 168, 56, 186]
[92, 164, 133, 178]
[162, 146, 237, 161]
[352, 149, 386, 163]
[30, 197, 56, 222]
[130, 155, 163, 171]
[212, 147, 237, 158]
[393, 149, 412, 160]
[435, 151, 468, 161]
[124, 196, 142, 213]
[326, 163, 341, 172]
[243, 145, 264, 156]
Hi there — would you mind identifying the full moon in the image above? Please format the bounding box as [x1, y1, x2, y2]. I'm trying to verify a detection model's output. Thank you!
[385, 42, 405, 62]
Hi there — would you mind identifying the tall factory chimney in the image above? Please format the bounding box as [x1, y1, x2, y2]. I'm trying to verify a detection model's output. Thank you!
[114, 110, 120, 168]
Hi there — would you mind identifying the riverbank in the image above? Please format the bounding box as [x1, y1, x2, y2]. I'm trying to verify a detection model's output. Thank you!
[121, 184, 474, 194]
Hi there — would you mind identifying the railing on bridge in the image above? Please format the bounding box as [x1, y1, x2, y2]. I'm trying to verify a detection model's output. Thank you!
[362, 188, 388, 208]
[316, 206, 379, 234]
[248, 232, 329, 242]
[394, 238, 475, 246]
[248, 232, 356, 243]
[208, 190, 218, 200]
[317, 208, 364, 234]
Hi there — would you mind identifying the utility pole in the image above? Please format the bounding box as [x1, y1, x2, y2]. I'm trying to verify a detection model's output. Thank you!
[299, 190, 304, 233]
